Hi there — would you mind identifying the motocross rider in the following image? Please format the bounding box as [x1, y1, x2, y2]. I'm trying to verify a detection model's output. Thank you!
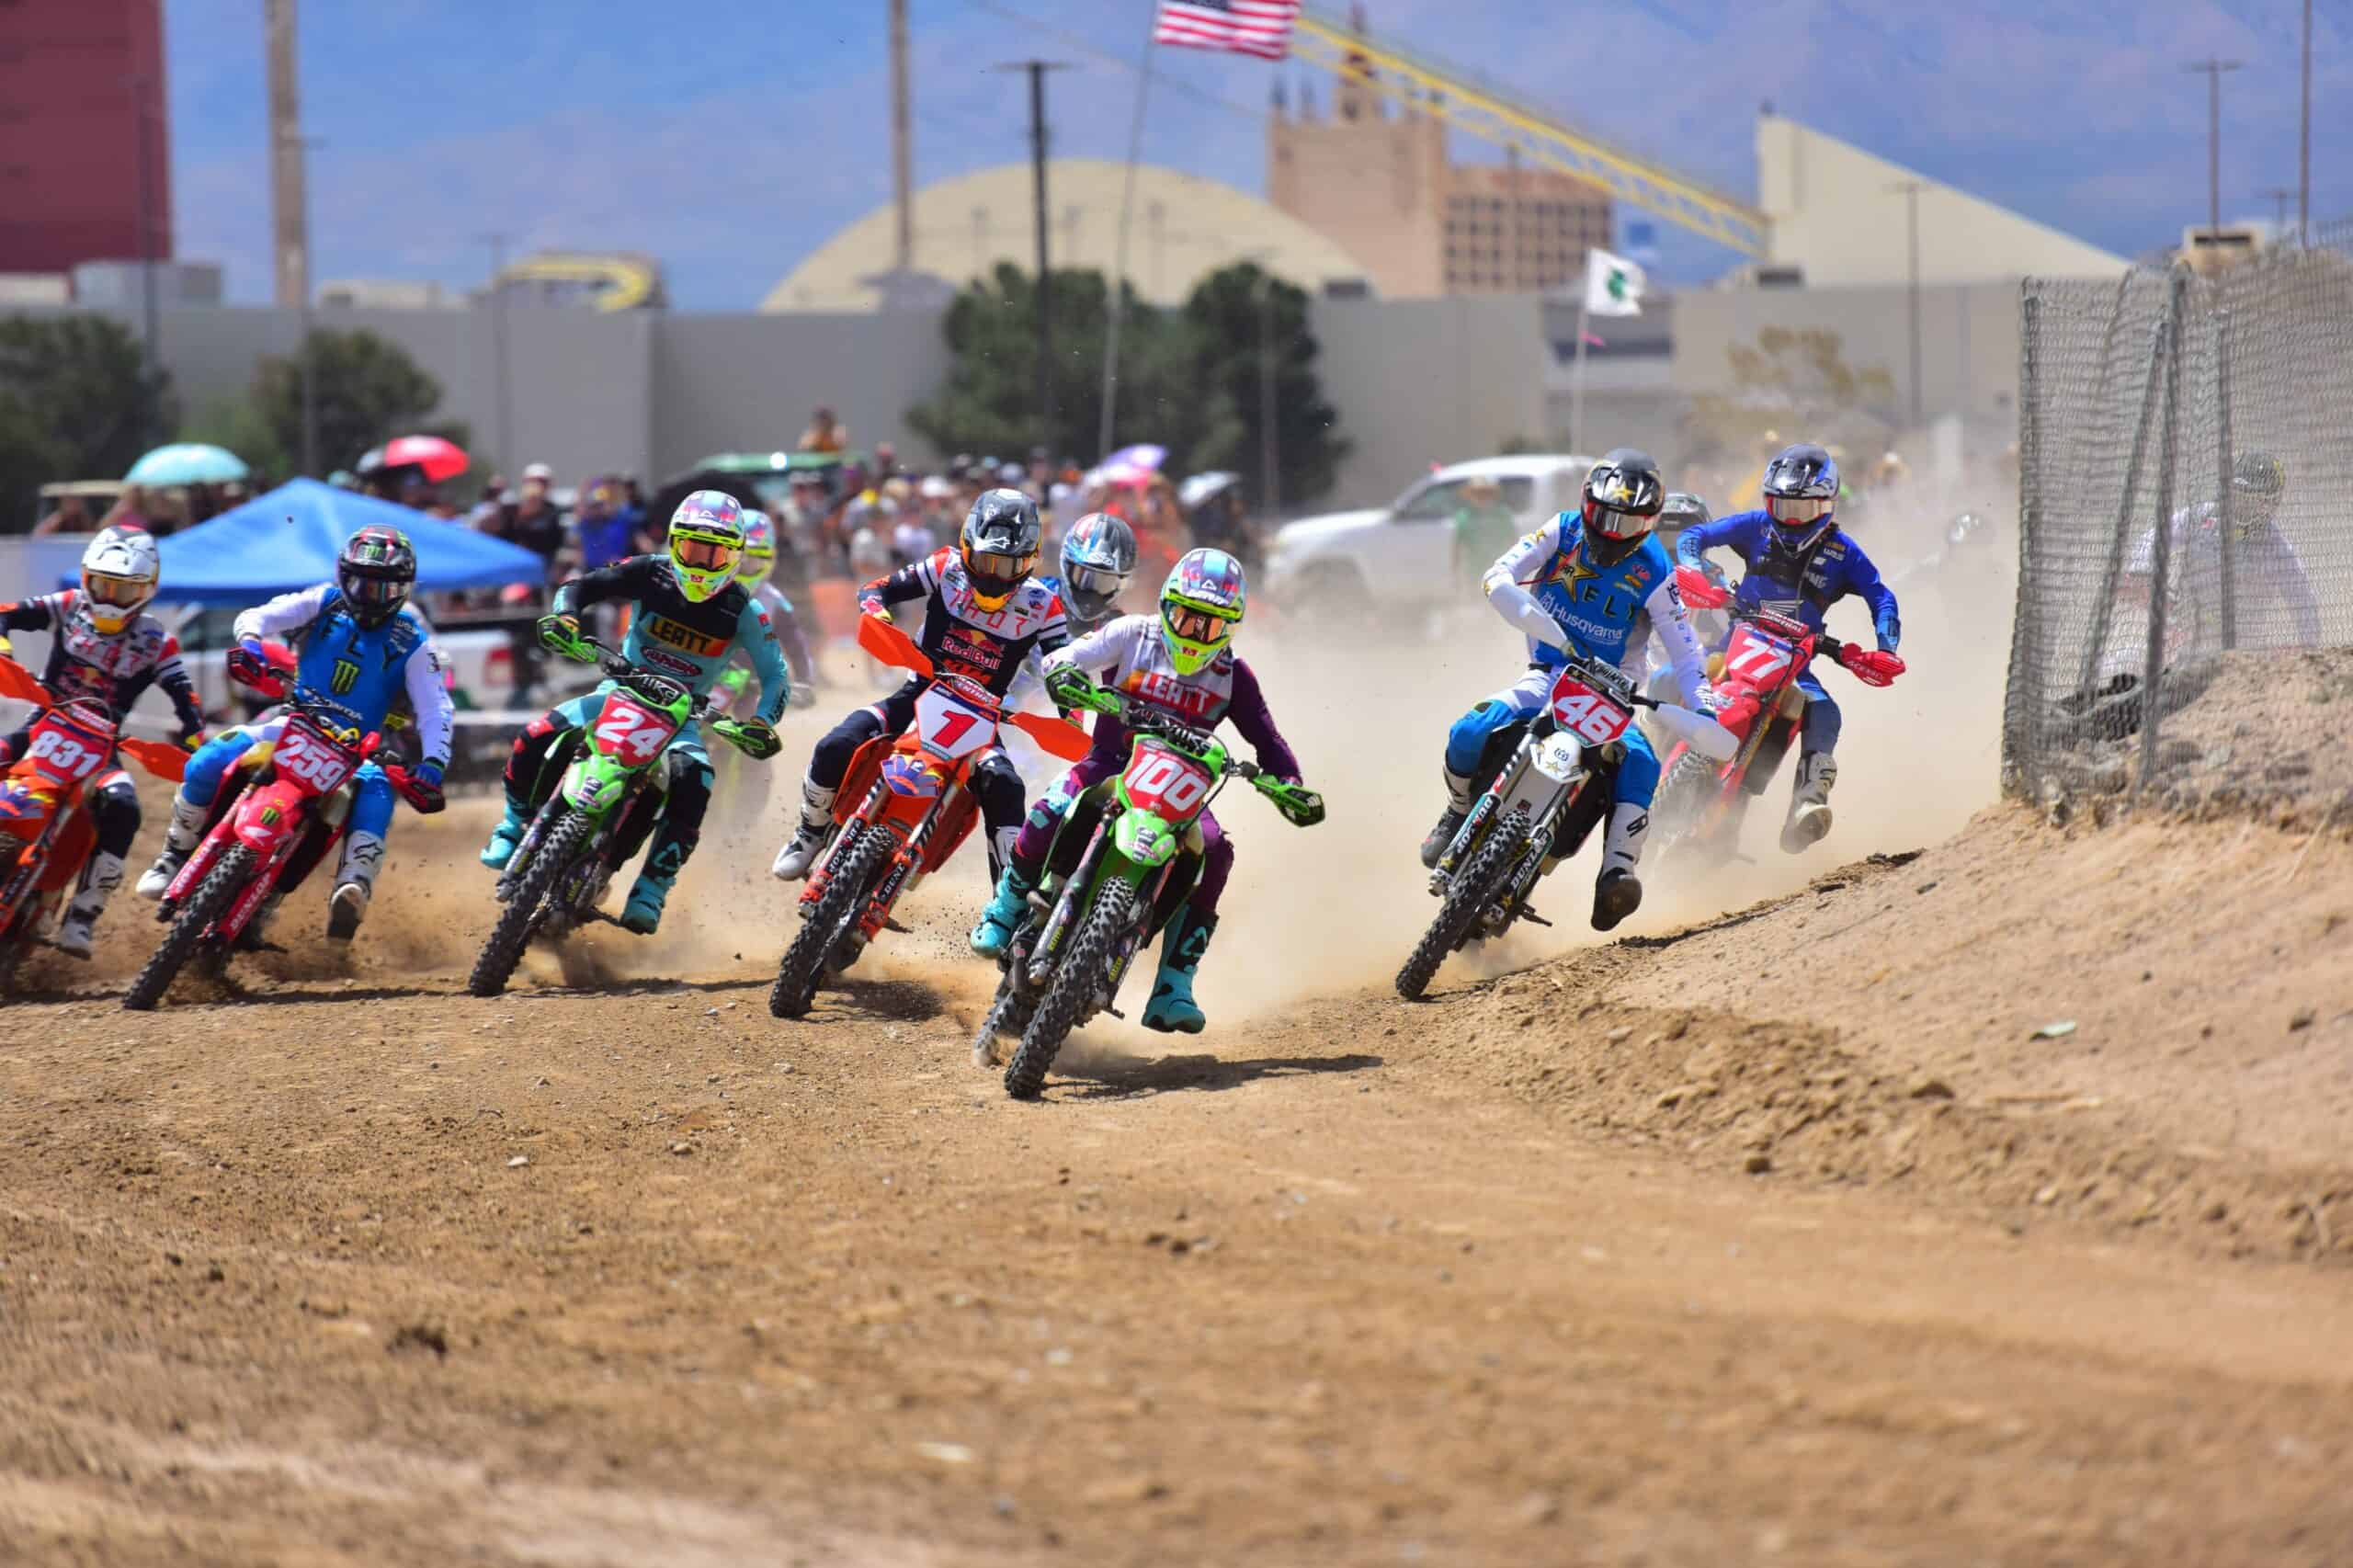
[770, 488, 1068, 884]
[2124, 449, 2321, 649]
[733, 510, 819, 698]
[0, 526, 207, 957]
[1045, 512, 1140, 638]
[971, 548, 1318, 1033]
[1423, 449, 1714, 934]
[1673, 442, 1904, 853]
[135, 526, 453, 938]
[481, 490, 788, 934]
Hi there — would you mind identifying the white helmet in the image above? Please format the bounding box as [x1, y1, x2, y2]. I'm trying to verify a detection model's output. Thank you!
[81, 525, 160, 634]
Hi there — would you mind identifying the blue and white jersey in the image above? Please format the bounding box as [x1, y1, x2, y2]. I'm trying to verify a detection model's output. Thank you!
[1482, 514, 1711, 707]
[234, 585, 454, 766]
[1677, 512, 1902, 652]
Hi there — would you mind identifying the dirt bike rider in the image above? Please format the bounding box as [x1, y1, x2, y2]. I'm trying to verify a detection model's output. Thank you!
[1043, 512, 1138, 638]
[770, 488, 1068, 884]
[971, 547, 1318, 1034]
[1672, 442, 1905, 853]
[733, 510, 819, 700]
[1422, 448, 1713, 934]
[2125, 449, 2320, 648]
[0, 527, 207, 957]
[480, 490, 788, 934]
[135, 526, 452, 937]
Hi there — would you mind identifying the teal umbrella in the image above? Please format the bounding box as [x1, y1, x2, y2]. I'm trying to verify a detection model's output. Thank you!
[125, 443, 250, 486]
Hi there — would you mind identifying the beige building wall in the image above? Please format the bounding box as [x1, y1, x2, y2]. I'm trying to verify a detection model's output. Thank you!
[1758, 114, 2129, 288]
[1267, 74, 1448, 297]
[1443, 161, 1611, 294]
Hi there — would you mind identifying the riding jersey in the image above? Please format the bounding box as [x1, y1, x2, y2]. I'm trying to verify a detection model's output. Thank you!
[553, 554, 790, 723]
[1677, 512, 1902, 652]
[1043, 614, 1302, 782]
[0, 591, 204, 733]
[234, 585, 455, 767]
[2129, 505, 2322, 649]
[1483, 516, 1711, 708]
[861, 547, 1069, 699]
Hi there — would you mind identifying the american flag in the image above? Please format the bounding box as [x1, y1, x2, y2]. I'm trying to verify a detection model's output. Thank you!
[1152, 0, 1301, 60]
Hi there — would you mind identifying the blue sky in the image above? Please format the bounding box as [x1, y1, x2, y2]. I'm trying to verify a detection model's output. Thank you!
[165, 0, 2353, 309]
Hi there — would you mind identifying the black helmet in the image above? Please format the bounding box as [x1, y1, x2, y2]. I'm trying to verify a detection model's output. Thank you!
[960, 487, 1043, 609]
[1761, 442, 1840, 548]
[337, 525, 416, 629]
[2230, 450, 2285, 534]
[1579, 448, 1665, 565]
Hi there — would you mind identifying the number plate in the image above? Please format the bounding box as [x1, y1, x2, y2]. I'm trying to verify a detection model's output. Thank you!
[1722, 623, 1798, 687]
[24, 722, 107, 783]
[593, 691, 681, 765]
[1546, 671, 1634, 746]
[1120, 739, 1214, 819]
[914, 682, 997, 761]
[272, 720, 358, 793]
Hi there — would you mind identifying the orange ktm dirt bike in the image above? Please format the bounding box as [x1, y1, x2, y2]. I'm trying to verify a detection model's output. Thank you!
[122, 697, 435, 1011]
[768, 615, 1090, 1019]
[0, 655, 187, 991]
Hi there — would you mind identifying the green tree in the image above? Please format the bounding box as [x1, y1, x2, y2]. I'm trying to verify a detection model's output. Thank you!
[0, 313, 175, 527]
[178, 395, 290, 486]
[1175, 262, 1347, 509]
[253, 328, 468, 477]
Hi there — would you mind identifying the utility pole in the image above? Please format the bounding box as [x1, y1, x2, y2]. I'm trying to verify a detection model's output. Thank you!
[131, 74, 161, 377]
[2300, 0, 2313, 244]
[890, 0, 914, 275]
[265, 0, 309, 310]
[479, 233, 512, 476]
[1888, 180, 1926, 429]
[993, 60, 1069, 452]
[283, 131, 325, 477]
[2183, 58, 2243, 243]
[1257, 270, 1281, 521]
[2259, 185, 2296, 236]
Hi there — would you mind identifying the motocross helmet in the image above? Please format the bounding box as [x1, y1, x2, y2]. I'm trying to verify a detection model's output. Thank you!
[960, 488, 1042, 611]
[736, 509, 777, 585]
[2229, 449, 2285, 536]
[1761, 442, 1840, 551]
[1058, 511, 1138, 623]
[336, 525, 417, 629]
[1578, 449, 1665, 567]
[1159, 548, 1246, 676]
[79, 525, 160, 634]
[666, 489, 746, 603]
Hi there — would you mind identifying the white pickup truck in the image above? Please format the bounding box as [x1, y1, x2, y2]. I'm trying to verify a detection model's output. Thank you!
[1263, 454, 1597, 622]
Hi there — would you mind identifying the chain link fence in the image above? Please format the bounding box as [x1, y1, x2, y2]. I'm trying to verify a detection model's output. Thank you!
[2003, 218, 2353, 821]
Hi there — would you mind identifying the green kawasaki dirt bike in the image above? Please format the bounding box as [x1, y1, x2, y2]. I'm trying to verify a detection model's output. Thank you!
[976, 674, 1324, 1101]
[466, 634, 771, 997]
[1397, 652, 1733, 1001]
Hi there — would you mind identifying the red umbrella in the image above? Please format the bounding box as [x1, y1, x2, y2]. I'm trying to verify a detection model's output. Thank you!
[371, 434, 471, 483]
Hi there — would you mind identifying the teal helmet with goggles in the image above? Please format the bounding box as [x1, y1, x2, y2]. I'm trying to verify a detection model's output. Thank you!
[666, 489, 747, 602]
[336, 524, 416, 629]
[1760, 442, 1841, 551]
[736, 508, 777, 585]
[1578, 448, 1665, 566]
[960, 488, 1042, 611]
[1159, 548, 1245, 676]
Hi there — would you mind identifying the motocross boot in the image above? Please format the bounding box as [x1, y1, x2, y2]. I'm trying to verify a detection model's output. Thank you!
[771, 778, 836, 881]
[1420, 767, 1477, 869]
[52, 850, 126, 960]
[969, 864, 1036, 959]
[1142, 909, 1216, 1035]
[1781, 752, 1837, 854]
[328, 830, 383, 941]
[1592, 801, 1651, 932]
[135, 792, 210, 900]
[480, 796, 529, 870]
[621, 838, 688, 934]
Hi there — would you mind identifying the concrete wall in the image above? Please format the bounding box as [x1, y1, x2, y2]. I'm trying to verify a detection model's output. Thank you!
[1308, 291, 1551, 508]
[649, 311, 952, 478]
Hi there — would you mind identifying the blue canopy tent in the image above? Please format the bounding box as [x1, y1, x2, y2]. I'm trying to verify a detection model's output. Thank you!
[63, 478, 547, 604]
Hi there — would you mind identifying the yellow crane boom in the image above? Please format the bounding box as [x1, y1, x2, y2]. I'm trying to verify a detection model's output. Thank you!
[1291, 6, 1770, 258]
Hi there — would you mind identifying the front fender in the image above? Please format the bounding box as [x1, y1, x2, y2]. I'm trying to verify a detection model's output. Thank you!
[233, 779, 313, 855]
[1113, 807, 1185, 869]
[562, 752, 635, 817]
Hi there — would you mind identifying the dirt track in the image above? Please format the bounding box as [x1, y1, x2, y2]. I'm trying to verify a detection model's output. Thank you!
[6, 631, 2353, 1565]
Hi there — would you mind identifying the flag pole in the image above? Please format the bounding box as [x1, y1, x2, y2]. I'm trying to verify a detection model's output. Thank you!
[1095, 13, 1159, 461]
[1570, 294, 1591, 453]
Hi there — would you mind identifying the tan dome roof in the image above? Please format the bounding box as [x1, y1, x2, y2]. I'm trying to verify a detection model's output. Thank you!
[761, 158, 1373, 312]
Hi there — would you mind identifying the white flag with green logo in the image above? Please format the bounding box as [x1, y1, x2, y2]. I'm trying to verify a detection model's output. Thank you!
[1583, 247, 1645, 318]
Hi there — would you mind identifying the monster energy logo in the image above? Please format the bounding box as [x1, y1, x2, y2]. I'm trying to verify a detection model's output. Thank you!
[331, 657, 361, 695]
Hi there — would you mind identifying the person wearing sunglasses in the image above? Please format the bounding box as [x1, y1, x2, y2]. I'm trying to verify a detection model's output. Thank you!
[1672, 441, 1905, 855]
[771, 488, 1068, 886]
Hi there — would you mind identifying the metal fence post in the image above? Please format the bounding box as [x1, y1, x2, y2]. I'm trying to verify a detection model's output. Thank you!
[2136, 271, 2188, 801]
[2075, 321, 2170, 707]
[2002, 287, 2041, 790]
[2213, 309, 2237, 650]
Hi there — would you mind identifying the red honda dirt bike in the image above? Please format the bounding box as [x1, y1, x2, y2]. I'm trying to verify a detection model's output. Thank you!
[0, 655, 187, 991]
[123, 687, 433, 1011]
[769, 616, 1089, 1019]
[1649, 607, 1870, 861]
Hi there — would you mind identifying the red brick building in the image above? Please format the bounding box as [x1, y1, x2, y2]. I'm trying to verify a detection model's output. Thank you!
[0, 0, 172, 275]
